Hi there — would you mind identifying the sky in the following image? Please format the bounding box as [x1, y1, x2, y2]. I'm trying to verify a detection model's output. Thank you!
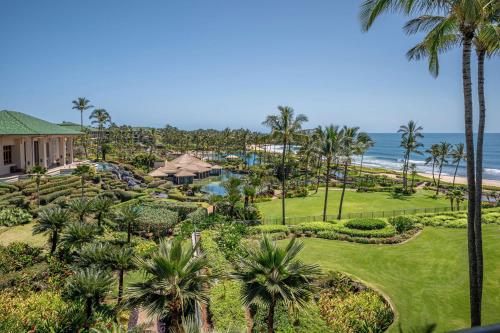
[0, 1, 498, 133]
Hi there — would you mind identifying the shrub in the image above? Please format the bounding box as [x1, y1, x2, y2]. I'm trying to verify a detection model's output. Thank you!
[291, 222, 338, 234]
[345, 218, 386, 230]
[209, 280, 247, 332]
[0, 207, 32, 226]
[137, 205, 179, 239]
[483, 212, 500, 224]
[0, 242, 43, 274]
[388, 216, 416, 233]
[248, 224, 290, 235]
[332, 223, 396, 238]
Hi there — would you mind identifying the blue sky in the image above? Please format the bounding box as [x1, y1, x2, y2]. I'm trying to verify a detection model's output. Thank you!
[0, 1, 498, 132]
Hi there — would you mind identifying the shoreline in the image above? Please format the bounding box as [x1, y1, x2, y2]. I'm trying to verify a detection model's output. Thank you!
[417, 172, 500, 187]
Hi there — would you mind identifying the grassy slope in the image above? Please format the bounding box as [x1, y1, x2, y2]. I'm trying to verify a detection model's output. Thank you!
[280, 226, 500, 333]
[0, 222, 45, 247]
[257, 189, 451, 220]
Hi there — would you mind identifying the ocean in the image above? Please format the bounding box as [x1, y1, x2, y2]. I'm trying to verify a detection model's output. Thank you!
[361, 133, 500, 181]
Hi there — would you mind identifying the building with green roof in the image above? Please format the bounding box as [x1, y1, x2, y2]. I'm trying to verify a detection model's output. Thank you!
[0, 110, 81, 175]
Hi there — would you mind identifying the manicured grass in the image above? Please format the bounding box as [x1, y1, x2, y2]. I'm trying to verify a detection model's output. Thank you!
[279, 226, 500, 332]
[0, 222, 46, 247]
[257, 189, 452, 221]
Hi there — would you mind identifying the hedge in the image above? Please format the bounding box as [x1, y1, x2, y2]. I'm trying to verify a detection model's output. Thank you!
[345, 218, 386, 230]
[331, 223, 397, 238]
[248, 224, 290, 235]
[39, 189, 73, 205]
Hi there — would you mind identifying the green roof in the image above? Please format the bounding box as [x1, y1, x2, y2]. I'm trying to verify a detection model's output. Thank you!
[59, 121, 92, 132]
[0, 111, 82, 136]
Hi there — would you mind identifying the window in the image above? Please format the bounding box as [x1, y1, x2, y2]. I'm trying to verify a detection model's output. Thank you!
[3, 145, 13, 164]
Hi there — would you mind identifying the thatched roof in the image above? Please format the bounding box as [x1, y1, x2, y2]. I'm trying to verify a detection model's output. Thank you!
[149, 168, 169, 177]
[172, 154, 212, 168]
[175, 170, 196, 177]
[150, 154, 221, 177]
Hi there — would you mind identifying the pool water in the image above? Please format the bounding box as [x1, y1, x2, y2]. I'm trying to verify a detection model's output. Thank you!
[201, 170, 242, 195]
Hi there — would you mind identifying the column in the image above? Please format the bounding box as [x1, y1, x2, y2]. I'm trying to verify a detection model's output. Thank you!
[59, 137, 66, 165]
[40, 138, 48, 168]
[19, 138, 26, 170]
[68, 137, 74, 163]
[0, 137, 4, 171]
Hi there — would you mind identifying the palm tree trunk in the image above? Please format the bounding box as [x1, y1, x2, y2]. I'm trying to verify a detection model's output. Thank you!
[410, 172, 415, 193]
[81, 178, 85, 198]
[474, 49, 486, 309]
[118, 269, 124, 304]
[337, 162, 348, 220]
[453, 161, 460, 187]
[267, 297, 276, 333]
[462, 35, 480, 327]
[281, 141, 286, 225]
[304, 155, 309, 187]
[431, 160, 436, 185]
[314, 156, 322, 194]
[51, 230, 58, 254]
[85, 298, 93, 328]
[359, 153, 364, 176]
[323, 158, 331, 221]
[402, 150, 409, 191]
[436, 162, 443, 196]
[127, 223, 131, 243]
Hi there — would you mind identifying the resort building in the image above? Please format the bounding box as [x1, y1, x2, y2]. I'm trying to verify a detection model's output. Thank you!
[0, 111, 81, 176]
[149, 154, 222, 184]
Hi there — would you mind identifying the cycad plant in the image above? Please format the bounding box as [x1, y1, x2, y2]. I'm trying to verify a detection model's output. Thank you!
[114, 205, 141, 243]
[127, 238, 212, 332]
[262, 106, 308, 225]
[61, 222, 99, 252]
[107, 246, 136, 304]
[92, 196, 114, 228]
[233, 236, 321, 333]
[69, 197, 93, 224]
[65, 267, 114, 329]
[32, 207, 70, 254]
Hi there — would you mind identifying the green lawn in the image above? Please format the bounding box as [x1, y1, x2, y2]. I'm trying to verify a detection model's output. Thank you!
[279, 226, 500, 332]
[0, 222, 46, 247]
[257, 189, 452, 221]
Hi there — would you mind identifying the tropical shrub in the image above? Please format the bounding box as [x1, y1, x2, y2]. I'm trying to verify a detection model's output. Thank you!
[248, 224, 290, 235]
[291, 222, 338, 234]
[0, 207, 32, 226]
[388, 216, 416, 233]
[0, 242, 43, 274]
[345, 218, 386, 230]
[137, 204, 179, 238]
[332, 223, 396, 238]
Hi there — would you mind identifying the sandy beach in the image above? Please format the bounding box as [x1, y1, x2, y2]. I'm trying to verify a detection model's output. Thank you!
[418, 172, 500, 187]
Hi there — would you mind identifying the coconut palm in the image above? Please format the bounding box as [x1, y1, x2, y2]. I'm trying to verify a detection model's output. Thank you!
[233, 236, 321, 333]
[450, 143, 466, 187]
[337, 127, 365, 220]
[127, 238, 212, 332]
[357, 132, 375, 175]
[360, 0, 496, 325]
[32, 207, 70, 254]
[91, 196, 114, 228]
[72, 97, 94, 158]
[115, 205, 141, 243]
[89, 108, 111, 160]
[425, 144, 440, 185]
[409, 163, 418, 193]
[398, 121, 424, 193]
[65, 267, 113, 329]
[318, 125, 341, 221]
[29, 165, 47, 207]
[73, 164, 95, 198]
[69, 197, 93, 224]
[262, 106, 308, 225]
[435, 142, 452, 195]
[107, 246, 135, 304]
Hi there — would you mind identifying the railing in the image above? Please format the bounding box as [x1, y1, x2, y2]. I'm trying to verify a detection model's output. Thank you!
[258, 205, 465, 225]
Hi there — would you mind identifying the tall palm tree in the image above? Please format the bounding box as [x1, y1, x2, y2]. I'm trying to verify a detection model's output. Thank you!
[262, 106, 308, 225]
[425, 144, 440, 185]
[91, 196, 114, 228]
[435, 141, 452, 195]
[89, 108, 111, 160]
[107, 246, 135, 304]
[115, 205, 141, 243]
[32, 207, 70, 254]
[73, 164, 95, 198]
[398, 121, 424, 193]
[357, 132, 375, 175]
[72, 97, 94, 158]
[233, 236, 321, 333]
[450, 143, 466, 187]
[409, 163, 418, 193]
[29, 165, 47, 207]
[338, 127, 365, 220]
[319, 125, 341, 221]
[127, 238, 212, 332]
[65, 267, 113, 329]
[360, 0, 495, 325]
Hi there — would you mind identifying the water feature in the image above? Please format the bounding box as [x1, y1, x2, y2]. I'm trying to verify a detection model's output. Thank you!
[201, 170, 242, 196]
[96, 162, 145, 188]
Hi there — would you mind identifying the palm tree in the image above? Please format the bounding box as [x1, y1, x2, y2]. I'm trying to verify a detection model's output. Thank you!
[69, 197, 93, 224]
[450, 143, 466, 187]
[233, 236, 321, 333]
[65, 267, 113, 329]
[357, 132, 375, 175]
[115, 205, 141, 243]
[127, 238, 212, 332]
[32, 207, 70, 254]
[409, 163, 418, 193]
[60, 222, 99, 252]
[72, 97, 94, 158]
[318, 125, 341, 221]
[89, 108, 111, 160]
[91, 196, 114, 228]
[73, 164, 95, 198]
[262, 106, 308, 225]
[435, 142, 452, 195]
[360, 0, 495, 325]
[29, 165, 47, 207]
[107, 246, 135, 304]
[424, 144, 439, 185]
[398, 121, 424, 193]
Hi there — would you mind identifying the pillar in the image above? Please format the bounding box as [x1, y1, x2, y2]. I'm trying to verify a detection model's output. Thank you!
[68, 137, 74, 163]
[40, 138, 48, 168]
[59, 137, 66, 165]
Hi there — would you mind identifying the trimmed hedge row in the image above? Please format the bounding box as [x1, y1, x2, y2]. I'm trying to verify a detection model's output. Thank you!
[345, 218, 386, 230]
[331, 223, 397, 238]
